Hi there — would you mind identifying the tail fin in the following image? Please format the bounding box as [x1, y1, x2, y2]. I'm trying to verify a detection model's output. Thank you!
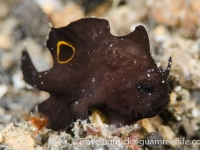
[21, 50, 37, 87]
[38, 95, 74, 131]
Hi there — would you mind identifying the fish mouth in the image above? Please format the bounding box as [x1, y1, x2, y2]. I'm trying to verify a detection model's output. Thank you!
[143, 95, 170, 119]
[153, 96, 169, 113]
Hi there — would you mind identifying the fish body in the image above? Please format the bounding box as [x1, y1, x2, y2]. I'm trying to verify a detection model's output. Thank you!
[21, 18, 171, 131]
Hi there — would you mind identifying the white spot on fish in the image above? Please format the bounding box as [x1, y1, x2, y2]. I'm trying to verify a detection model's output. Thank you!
[91, 78, 95, 82]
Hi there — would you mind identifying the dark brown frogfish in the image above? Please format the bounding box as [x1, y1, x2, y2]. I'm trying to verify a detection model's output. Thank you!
[21, 18, 172, 131]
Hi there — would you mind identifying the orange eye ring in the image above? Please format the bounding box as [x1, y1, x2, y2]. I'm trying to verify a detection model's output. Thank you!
[57, 41, 75, 64]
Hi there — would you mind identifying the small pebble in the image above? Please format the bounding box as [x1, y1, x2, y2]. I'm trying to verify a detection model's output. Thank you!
[145, 132, 164, 149]
[0, 85, 8, 99]
[0, 133, 3, 143]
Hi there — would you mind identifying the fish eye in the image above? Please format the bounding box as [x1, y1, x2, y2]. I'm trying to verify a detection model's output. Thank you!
[57, 41, 75, 64]
[138, 80, 154, 95]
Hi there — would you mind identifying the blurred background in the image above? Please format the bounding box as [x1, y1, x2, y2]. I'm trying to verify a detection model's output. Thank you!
[0, 0, 200, 149]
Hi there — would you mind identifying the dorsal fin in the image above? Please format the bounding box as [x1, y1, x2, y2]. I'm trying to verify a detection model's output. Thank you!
[123, 25, 150, 53]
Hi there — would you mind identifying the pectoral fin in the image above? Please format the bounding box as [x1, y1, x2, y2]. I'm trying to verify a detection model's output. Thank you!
[38, 95, 74, 131]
